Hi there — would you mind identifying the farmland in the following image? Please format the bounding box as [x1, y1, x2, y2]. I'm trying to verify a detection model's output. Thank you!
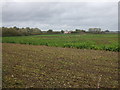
[2, 34, 119, 88]
[2, 34, 119, 51]
[2, 43, 118, 88]
[2, 1, 119, 88]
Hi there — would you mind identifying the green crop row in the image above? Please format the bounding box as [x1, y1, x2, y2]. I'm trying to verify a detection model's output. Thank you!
[2, 34, 119, 52]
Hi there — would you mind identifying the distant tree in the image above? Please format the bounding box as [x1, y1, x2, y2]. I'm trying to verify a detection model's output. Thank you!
[2, 26, 43, 36]
[25, 27, 31, 35]
[13, 26, 19, 30]
[47, 29, 53, 33]
[74, 29, 86, 33]
[26, 27, 30, 32]
[75, 29, 80, 32]
[34, 28, 42, 32]
[61, 30, 64, 33]
[30, 28, 42, 35]
[2, 27, 22, 36]
[105, 30, 109, 32]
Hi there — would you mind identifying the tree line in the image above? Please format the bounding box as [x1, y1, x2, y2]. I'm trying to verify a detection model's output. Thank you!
[1, 27, 86, 36]
[1, 26, 111, 37]
[1, 26, 43, 36]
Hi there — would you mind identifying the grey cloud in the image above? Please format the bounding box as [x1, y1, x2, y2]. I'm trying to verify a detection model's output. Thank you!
[2, 2, 118, 31]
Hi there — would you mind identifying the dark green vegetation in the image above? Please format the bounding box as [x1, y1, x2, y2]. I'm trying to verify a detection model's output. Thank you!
[1, 27, 64, 37]
[2, 34, 119, 51]
[1, 27, 43, 36]
[3, 43, 118, 88]
[1, 27, 105, 37]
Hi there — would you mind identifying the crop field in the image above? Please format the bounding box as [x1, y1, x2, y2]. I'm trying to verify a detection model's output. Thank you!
[2, 43, 118, 88]
[2, 34, 120, 51]
[2, 34, 119, 88]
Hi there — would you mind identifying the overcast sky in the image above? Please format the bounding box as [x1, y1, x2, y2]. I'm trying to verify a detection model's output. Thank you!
[2, 1, 118, 31]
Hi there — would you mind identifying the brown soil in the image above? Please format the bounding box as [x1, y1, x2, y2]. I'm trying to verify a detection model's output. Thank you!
[2, 43, 118, 88]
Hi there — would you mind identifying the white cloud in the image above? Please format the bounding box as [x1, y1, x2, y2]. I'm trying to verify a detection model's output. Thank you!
[2, 2, 118, 31]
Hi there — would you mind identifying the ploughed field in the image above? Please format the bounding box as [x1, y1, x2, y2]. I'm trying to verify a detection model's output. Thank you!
[3, 43, 118, 88]
[2, 34, 119, 51]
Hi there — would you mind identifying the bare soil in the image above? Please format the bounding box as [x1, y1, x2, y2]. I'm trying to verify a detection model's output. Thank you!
[2, 43, 118, 88]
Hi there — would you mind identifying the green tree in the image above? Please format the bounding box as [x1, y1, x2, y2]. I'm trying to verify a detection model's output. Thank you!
[61, 30, 64, 33]
[47, 29, 53, 33]
[105, 30, 109, 32]
[13, 26, 19, 31]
